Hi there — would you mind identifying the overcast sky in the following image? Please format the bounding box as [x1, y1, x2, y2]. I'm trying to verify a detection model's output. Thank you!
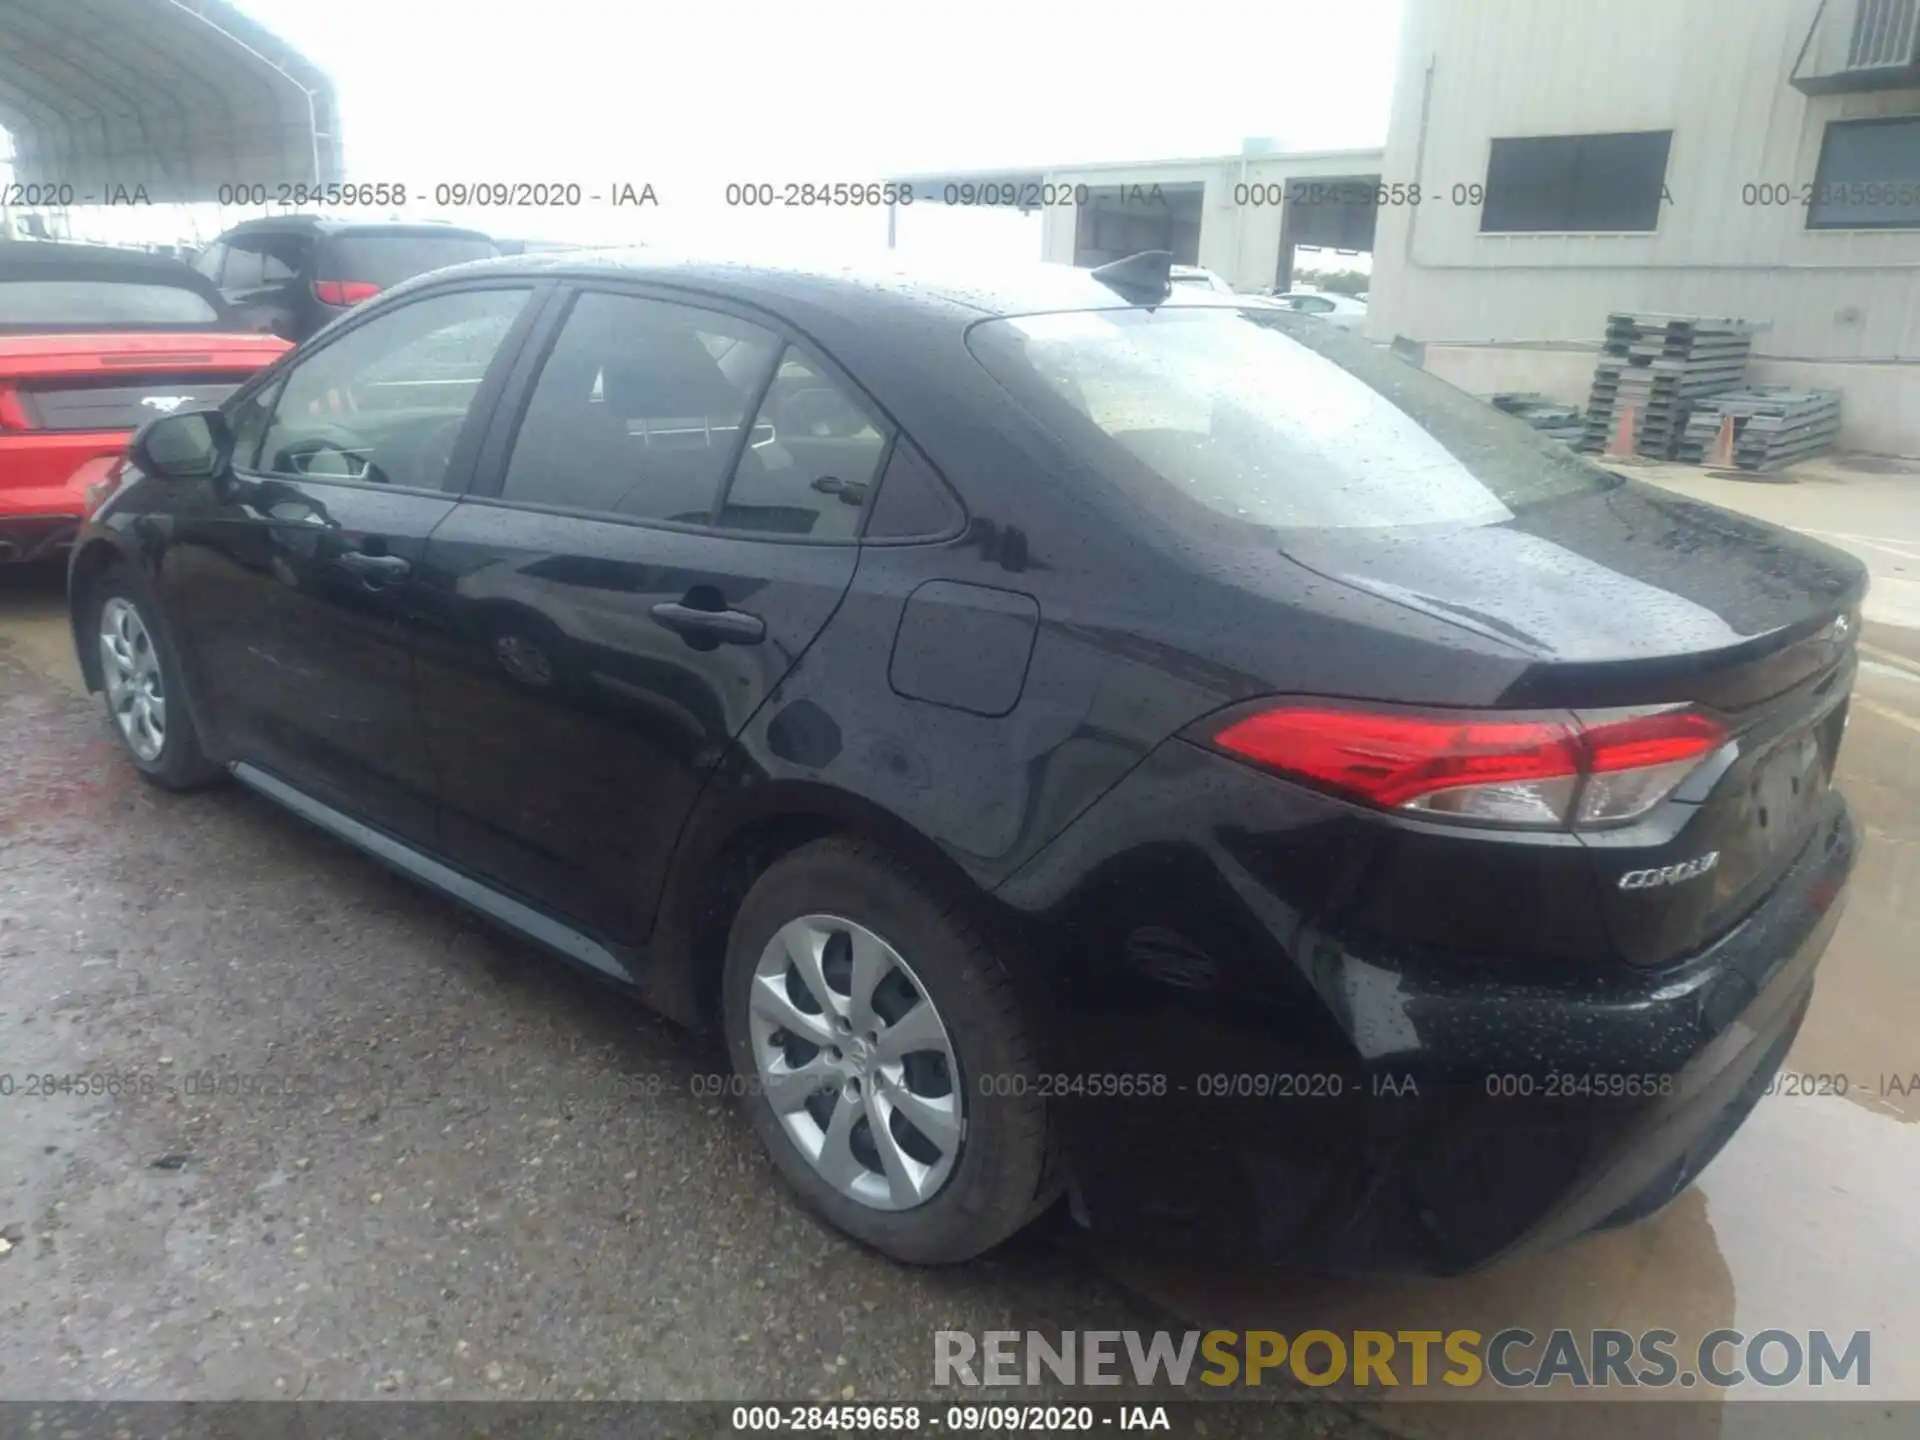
[231, 0, 1404, 258]
[10, 0, 1402, 264]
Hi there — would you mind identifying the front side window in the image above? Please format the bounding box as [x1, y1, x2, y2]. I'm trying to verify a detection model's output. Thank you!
[254, 287, 530, 488]
[718, 349, 889, 539]
[967, 305, 1616, 536]
[501, 291, 782, 522]
[227, 377, 283, 472]
[1480, 131, 1672, 233]
[1808, 117, 1920, 229]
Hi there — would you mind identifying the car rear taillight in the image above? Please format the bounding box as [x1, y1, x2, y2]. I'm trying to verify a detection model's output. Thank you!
[0, 384, 33, 431]
[313, 280, 382, 306]
[1570, 708, 1728, 825]
[1206, 703, 1728, 830]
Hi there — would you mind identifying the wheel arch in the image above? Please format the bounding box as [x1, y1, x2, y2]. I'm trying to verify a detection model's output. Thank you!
[68, 535, 135, 692]
[652, 775, 995, 1033]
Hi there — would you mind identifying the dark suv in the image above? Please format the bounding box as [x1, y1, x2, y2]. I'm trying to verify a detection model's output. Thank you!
[196, 217, 496, 342]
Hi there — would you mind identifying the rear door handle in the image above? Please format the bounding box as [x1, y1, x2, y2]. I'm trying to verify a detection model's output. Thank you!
[338, 551, 411, 582]
[649, 601, 765, 645]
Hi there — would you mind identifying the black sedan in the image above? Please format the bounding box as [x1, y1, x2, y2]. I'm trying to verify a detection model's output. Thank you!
[66, 248, 1862, 1272]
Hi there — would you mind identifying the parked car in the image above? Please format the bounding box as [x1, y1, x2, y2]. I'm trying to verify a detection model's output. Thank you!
[1268, 289, 1369, 329]
[0, 242, 288, 565]
[493, 238, 589, 257]
[68, 249, 1861, 1272]
[1169, 264, 1235, 294]
[195, 217, 497, 343]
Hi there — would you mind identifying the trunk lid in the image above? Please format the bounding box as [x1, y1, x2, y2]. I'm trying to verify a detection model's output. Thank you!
[1284, 481, 1865, 965]
[0, 331, 288, 439]
[963, 304, 1864, 967]
[0, 332, 289, 371]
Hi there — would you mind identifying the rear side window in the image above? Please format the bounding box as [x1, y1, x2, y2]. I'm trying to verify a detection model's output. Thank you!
[502, 291, 783, 522]
[865, 438, 964, 540]
[967, 306, 1615, 535]
[0, 280, 221, 328]
[321, 234, 498, 288]
[718, 349, 889, 539]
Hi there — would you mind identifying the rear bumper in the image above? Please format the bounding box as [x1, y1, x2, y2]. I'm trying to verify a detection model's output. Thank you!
[0, 433, 126, 562]
[0, 513, 82, 563]
[1000, 743, 1856, 1274]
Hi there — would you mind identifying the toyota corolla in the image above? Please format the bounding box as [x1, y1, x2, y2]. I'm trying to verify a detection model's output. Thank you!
[66, 249, 1861, 1272]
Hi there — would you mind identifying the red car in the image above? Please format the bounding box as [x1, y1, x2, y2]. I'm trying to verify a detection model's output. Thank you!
[0, 242, 288, 564]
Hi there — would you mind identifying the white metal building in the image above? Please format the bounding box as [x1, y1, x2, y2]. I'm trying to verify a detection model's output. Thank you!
[893, 145, 1386, 296]
[1367, 0, 1920, 455]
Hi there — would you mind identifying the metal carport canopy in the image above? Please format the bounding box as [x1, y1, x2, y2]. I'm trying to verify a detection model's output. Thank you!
[0, 0, 341, 202]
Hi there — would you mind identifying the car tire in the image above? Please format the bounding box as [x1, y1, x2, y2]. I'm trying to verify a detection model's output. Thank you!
[722, 837, 1058, 1264]
[86, 564, 222, 791]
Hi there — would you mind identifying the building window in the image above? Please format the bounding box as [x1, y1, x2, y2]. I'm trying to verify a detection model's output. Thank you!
[1480, 131, 1673, 233]
[1807, 116, 1920, 229]
[1848, 0, 1919, 69]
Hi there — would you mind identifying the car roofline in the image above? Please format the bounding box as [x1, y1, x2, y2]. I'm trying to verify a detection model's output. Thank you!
[217, 217, 495, 241]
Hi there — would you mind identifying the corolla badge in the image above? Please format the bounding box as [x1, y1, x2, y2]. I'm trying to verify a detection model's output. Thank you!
[1619, 852, 1721, 890]
[139, 395, 192, 413]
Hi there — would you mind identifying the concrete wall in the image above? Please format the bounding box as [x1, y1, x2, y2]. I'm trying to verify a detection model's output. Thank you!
[1423, 345, 1920, 457]
[1404, 353, 1920, 461]
[1369, 0, 1920, 454]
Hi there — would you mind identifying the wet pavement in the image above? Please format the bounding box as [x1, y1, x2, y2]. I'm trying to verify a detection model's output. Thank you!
[0, 561, 1370, 1432]
[1631, 454, 1920, 632]
[4, 483, 1920, 1436]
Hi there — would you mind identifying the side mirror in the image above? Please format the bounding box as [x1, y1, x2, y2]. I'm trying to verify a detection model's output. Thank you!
[133, 408, 229, 480]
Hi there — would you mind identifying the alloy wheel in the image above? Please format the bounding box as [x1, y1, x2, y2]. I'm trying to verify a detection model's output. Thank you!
[746, 914, 965, 1211]
[99, 596, 167, 762]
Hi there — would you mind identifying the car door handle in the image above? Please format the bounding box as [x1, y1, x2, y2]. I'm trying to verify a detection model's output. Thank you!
[649, 601, 765, 645]
[338, 551, 411, 582]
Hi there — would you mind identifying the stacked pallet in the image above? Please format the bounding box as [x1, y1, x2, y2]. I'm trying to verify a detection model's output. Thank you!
[1580, 314, 1753, 459]
[1675, 388, 1843, 472]
[1490, 391, 1587, 447]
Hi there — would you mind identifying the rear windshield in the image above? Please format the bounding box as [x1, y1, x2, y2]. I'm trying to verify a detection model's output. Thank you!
[0, 278, 223, 329]
[320, 234, 497, 287]
[966, 305, 1616, 534]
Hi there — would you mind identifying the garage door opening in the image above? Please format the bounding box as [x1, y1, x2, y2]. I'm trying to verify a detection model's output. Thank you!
[1073, 183, 1204, 267]
[1275, 173, 1378, 296]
